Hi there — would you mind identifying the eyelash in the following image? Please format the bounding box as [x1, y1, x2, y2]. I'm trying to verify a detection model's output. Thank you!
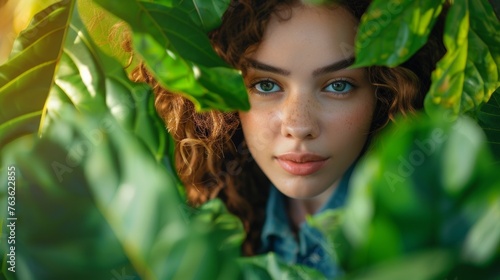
[322, 78, 356, 96]
[246, 78, 356, 96]
[247, 79, 283, 95]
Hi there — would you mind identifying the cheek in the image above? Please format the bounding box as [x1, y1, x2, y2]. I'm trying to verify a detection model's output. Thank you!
[239, 111, 264, 136]
[240, 104, 282, 133]
[336, 102, 374, 127]
[350, 104, 375, 130]
[350, 93, 377, 130]
[239, 111, 271, 153]
[324, 97, 376, 144]
[238, 112, 252, 140]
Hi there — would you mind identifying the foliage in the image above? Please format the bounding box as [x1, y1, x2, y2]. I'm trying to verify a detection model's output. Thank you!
[478, 88, 500, 162]
[91, 0, 249, 112]
[312, 115, 500, 279]
[0, 0, 499, 279]
[353, 0, 500, 120]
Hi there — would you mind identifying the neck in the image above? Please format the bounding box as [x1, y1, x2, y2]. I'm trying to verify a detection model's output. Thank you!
[287, 180, 340, 229]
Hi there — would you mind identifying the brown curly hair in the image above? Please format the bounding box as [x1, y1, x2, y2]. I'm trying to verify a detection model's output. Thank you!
[129, 0, 446, 256]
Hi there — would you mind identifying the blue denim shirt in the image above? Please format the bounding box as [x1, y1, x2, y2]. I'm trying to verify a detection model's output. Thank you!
[258, 165, 354, 278]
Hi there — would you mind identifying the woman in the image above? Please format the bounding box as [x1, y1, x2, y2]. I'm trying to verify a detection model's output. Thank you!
[130, 0, 445, 277]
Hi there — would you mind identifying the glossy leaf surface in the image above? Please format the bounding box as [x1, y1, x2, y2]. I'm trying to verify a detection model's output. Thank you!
[353, 0, 445, 67]
[0, 0, 72, 148]
[174, 0, 230, 32]
[425, 0, 500, 118]
[92, 0, 249, 112]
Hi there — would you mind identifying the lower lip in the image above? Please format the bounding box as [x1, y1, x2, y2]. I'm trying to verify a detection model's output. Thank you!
[276, 158, 328, 176]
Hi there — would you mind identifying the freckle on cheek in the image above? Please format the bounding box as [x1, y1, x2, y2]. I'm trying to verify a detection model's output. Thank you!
[345, 119, 351, 129]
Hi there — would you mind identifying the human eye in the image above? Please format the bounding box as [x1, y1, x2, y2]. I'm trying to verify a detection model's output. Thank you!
[323, 79, 355, 96]
[248, 79, 282, 94]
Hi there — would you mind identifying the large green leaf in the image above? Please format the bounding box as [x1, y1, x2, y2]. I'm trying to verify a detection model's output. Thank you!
[314, 114, 500, 277]
[425, 0, 500, 119]
[190, 199, 246, 251]
[92, 0, 250, 112]
[0, 0, 73, 148]
[0, 131, 139, 280]
[0, 113, 244, 278]
[174, 0, 231, 32]
[43, 3, 168, 161]
[477, 88, 500, 162]
[353, 0, 445, 67]
[1, 2, 244, 279]
[78, 0, 138, 70]
[351, 0, 500, 119]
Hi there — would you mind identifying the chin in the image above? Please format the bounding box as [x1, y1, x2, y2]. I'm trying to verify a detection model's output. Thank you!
[274, 179, 330, 199]
[285, 192, 321, 200]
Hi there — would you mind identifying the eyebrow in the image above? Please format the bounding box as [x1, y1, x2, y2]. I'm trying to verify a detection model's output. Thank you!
[246, 59, 291, 76]
[312, 57, 355, 77]
[246, 57, 355, 77]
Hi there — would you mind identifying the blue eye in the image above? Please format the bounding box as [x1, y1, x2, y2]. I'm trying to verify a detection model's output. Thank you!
[253, 80, 281, 93]
[323, 80, 353, 94]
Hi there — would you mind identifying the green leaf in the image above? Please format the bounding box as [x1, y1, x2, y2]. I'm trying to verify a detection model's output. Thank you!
[424, 2, 468, 118]
[78, 0, 138, 70]
[0, 0, 73, 148]
[39, 3, 169, 161]
[0, 132, 138, 280]
[307, 208, 343, 237]
[1, 2, 246, 278]
[441, 118, 488, 195]
[92, 0, 250, 112]
[425, 0, 500, 119]
[1, 101, 198, 279]
[353, 0, 445, 67]
[238, 253, 327, 280]
[345, 250, 453, 280]
[1, 1, 179, 277]
[477, 74, 500, 163]
[462, 196, 500, 264]
[334, 114, 500, 272]
[142, 2, 226, 68]
[192, 199, 246, 251]
[175, 0, 231, 32]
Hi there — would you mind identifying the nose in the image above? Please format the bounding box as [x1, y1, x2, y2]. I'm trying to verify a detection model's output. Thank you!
[280, 93, 320, 140]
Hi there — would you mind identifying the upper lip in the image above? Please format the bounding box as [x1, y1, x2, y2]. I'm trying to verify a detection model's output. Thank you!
[275, 153, 328, 163]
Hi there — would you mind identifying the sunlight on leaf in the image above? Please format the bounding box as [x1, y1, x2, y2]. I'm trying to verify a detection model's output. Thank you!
[353, 0, 445, 67]
[0, 0, 73, 148]
[92, 0, 249, 112]
[425, 0, 500, 119]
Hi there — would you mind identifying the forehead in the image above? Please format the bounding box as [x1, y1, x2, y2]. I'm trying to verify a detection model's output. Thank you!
[249, 5, 358, 68]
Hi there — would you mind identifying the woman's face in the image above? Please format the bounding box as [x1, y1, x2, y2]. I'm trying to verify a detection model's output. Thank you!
[239, 5, 376, 200]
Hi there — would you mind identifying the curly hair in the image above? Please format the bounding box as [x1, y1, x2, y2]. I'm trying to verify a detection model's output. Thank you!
[129, 0, 446, 256]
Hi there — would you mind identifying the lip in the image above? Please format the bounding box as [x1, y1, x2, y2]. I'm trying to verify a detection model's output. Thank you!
[275, 153, 329, 176]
